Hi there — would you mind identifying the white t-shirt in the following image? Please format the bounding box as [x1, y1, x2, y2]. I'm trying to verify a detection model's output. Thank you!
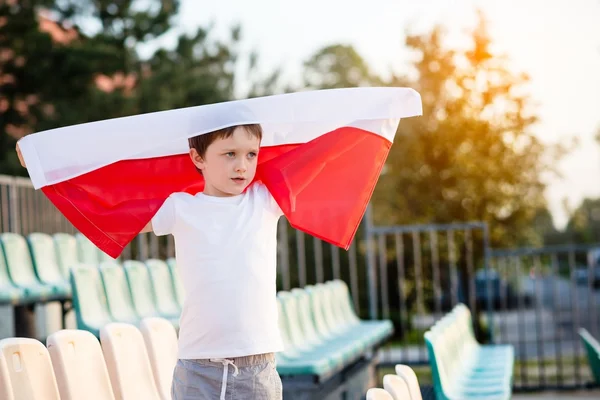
[152, 182, 284, 359]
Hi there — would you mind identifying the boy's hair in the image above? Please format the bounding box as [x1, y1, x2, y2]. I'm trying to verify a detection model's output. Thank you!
[188, 124, 263, 159]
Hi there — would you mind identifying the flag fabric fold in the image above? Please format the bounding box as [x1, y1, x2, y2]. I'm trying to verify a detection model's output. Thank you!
[18, 87, 422, 258]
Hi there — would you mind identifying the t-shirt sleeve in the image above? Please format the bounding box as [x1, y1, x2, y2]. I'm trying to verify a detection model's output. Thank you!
[152, 195, 177, 236]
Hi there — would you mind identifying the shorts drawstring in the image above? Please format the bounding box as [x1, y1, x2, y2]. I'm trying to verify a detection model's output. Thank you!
[209, 358, 239, 400]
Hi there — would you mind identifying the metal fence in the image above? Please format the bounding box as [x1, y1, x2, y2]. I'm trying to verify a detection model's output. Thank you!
[1, 175, 598, 390]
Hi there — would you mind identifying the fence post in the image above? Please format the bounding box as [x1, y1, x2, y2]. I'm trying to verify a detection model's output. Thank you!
[482, 223, 494, 343]
[364, 203, 378, 320]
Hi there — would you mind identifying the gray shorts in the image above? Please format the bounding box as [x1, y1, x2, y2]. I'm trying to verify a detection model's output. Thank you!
[171, 353, 282, 400]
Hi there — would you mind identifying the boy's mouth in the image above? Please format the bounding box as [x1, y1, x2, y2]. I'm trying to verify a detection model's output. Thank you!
[231, 177, 246, 184]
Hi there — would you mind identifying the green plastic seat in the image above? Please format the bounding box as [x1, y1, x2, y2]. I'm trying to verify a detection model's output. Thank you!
[53, 233, 79, 278]
[98, 262, 141, 325]
[0, 245, 25, 305]
[27, 233, 71, 297]
[75, 233, 100, 265]
[145, 259, 181, 324]
[166, 258, 184, 308]
[579, 328, 600, 384]
[0, 233, 55, 302]
[122, 260, 160, 319]
[69, 264, 113, 337]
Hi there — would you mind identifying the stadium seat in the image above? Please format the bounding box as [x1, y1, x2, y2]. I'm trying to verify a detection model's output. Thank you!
[0, 233, 56, 302]
[47, 329, 115, 400]
[140, 317, 178, 400]
[0, 350, 12, 400]
[166, 257, 184, 308]
[383, 374, 411, 399]
[145, 259, 181, 320]
[69, 264, 112, 337]
[366, 388, 394, 400]
[122, 260, 160, 319]
[100, 322, 161, 400]
[579, 328, 600, 384]
[75, 233, 100, 265]
[53, 233, 79, 278]
[394, 364, 423, 400]
[99, 262, 141, 325]
[0, 245, 24, 305]
[0, 337, 61, 400]
[27, 233, 71, 297]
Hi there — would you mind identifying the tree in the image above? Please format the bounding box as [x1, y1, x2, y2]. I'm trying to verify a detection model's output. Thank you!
[563, 198, 600, 244]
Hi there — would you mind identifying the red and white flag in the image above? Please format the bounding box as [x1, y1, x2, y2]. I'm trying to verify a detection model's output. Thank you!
[18, 87, 422, 258]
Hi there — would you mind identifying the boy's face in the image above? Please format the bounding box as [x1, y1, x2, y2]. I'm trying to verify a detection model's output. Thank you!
[190, 127, 260, 197]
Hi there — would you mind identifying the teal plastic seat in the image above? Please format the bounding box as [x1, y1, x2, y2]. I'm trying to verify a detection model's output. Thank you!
[0, 233, 56, 302]
[145, 259, 181, 321]
[424, 304, 514, 400]
[166, 258, 184, 308]
[53, 233, 79, 278]
[27, 233, 71, 297]
[98, 262, 141, 325]
[122, 260, 160, 319]
[75, 233, 100, 265]
[70, 264, 113, 336]
[0, 245, 24, 305]
[579, 328, 600, 384]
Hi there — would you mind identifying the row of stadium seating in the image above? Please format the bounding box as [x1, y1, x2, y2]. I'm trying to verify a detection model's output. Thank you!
[0, 232, 114, 305]
[1, 280, 393, 399]
[366, 364, 423, 399]
[69, 259, 184, 337]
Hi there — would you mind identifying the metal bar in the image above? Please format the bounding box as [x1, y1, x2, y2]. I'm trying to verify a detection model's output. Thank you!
[491, 243, 600, 257]
[331, 244, 341, 281]
[348, 240, 360, 313]
[395, 233, 407, 359]
[447, 230, 458, 307]
[10, 184, 21, 233]
[313, 236, 324, 284]
[278, 219, 290, 291]
[465, 229, 476, 314]
[515, 256, 527, 386]
[588, 251, 598, 338]
[533, 255, 545, 387]
[378, 234, 389, 319]
[550, 253, 564, 387]
[568, 249, 581, 385]
[149, 234, 159, 259]
[482, 224, 494, 343]
[365, 204, 378, 320]
[429, 230, 442, 315]
[296, 230, 306, 288]
[371, 221, 487, 235]
[1, 184, 9, 232]
[137, 233, 149, 260]
[166, 235, 175, 259]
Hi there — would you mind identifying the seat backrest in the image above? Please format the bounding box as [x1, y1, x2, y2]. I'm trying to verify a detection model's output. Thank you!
[47, 329, 115, 400]
[166, 258, 185, 307]
[70, 265, 112, 330]
[123, 260, 158, 317]
[316, 283, 343, 334]
[305, 285, 333, 339]
[53, 233, 79, 277]
[0, 354, 14, 400]
[366, 388, 394, 400]
[98, 248, 117, 263]
[579, 328, 600, 384]
[383, 374, 411, 400]
[75, 233, 100, 264]
[291, 288, 322, 346]
[0, 337, 61, 400]
[332, 279, 360, 325]
[28, 233, 64, 284]
[276, 295, 300, 358]
[278, 292, 311, 352]
[394, 365, 423, 400]
[0, 240, 13, 289]
[100, 323, 160, 400]
[99, 262, 140, 323]
[140, 318, 178, 400]
[145, 259, 180, 316]
[0, 233, 39, 287]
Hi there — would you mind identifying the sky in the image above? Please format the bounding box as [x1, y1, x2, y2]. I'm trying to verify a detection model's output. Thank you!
[154, 0, 600, 228]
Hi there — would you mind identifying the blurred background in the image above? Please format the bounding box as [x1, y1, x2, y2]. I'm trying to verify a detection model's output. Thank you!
[1, 0, 600, 397]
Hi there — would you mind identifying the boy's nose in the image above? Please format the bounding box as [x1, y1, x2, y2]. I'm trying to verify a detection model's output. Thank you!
[235, 161, 247, 172]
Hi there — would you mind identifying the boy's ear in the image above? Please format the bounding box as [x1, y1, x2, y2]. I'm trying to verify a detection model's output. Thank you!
[189, 148, 204, 170]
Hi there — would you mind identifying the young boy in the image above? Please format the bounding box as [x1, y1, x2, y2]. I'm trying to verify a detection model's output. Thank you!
[142, 123, 284, 400]
[18, 123, 283, 400]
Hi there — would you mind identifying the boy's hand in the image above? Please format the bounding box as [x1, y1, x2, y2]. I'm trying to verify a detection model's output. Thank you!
[16, 142, 26, 168]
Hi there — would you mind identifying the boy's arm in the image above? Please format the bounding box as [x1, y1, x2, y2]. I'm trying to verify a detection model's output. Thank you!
[16, 142, 26, 168]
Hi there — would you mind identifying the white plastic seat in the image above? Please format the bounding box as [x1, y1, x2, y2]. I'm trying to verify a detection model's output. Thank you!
[366, 388, 394, 400]
[383, 374, 411, 399]
[0, 355, 14, 400]
[140, 318, 178, 400]
[100, 323, 160, 400]
[0, 338, 60, 400]
[395, 364, 423, 400]
[47, 329, 115, 400]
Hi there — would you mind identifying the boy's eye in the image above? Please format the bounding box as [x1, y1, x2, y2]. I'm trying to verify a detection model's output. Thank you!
[225, 152, 235, 157]
[248, 152, 257, 159]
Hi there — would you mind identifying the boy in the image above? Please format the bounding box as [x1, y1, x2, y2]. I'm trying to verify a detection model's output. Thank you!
[18, 123, 284, 400]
